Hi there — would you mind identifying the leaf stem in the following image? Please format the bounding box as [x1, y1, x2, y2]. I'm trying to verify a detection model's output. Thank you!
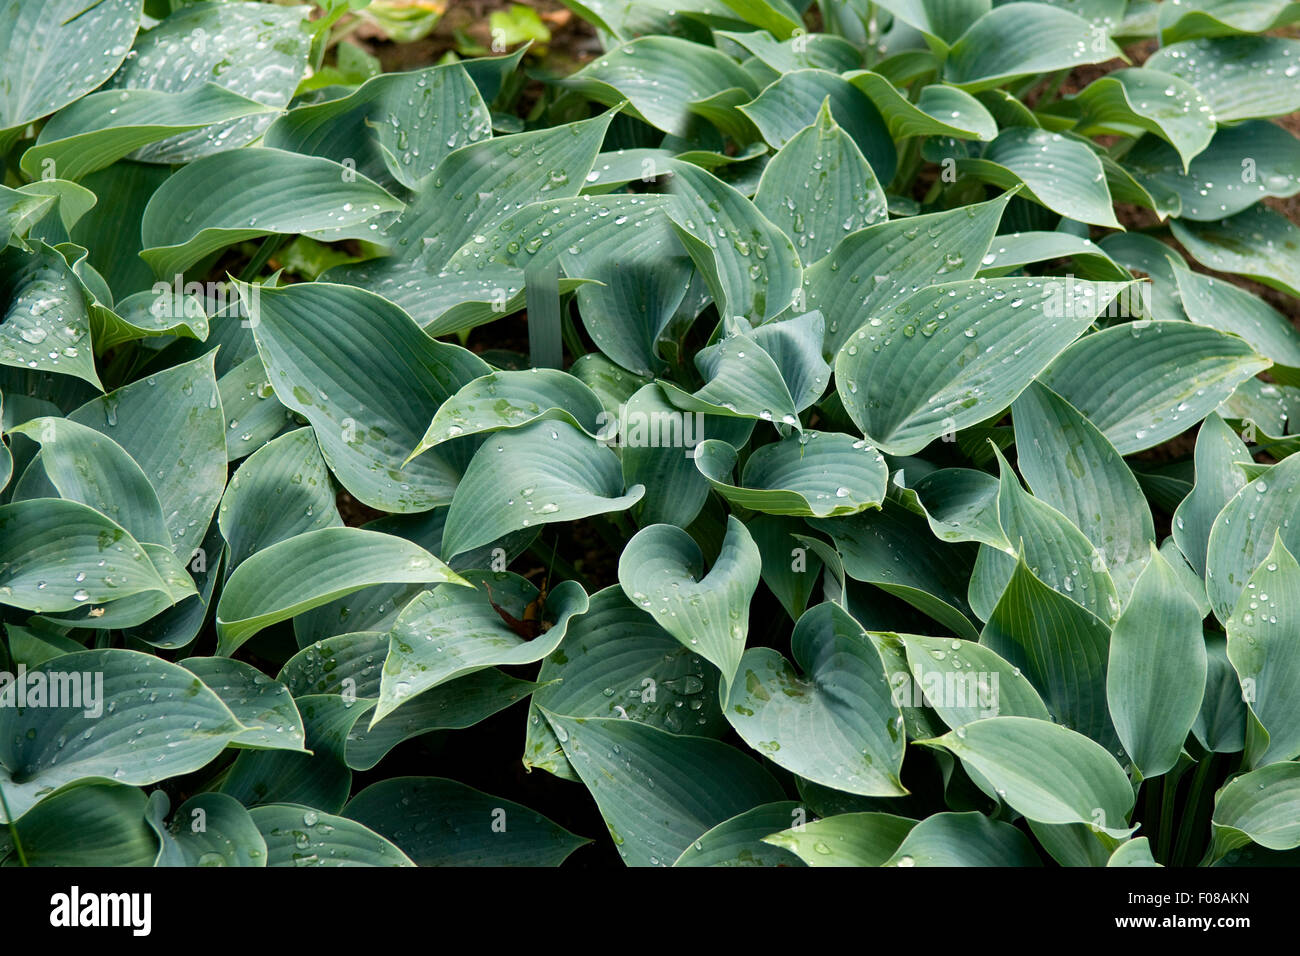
[1172, 755, 1216, 867]
[1157, 772, 1179, 863]
[0, 784, 28, 866]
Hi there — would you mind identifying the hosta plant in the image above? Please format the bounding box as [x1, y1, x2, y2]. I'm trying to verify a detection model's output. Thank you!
[1, 0, 1299, 869]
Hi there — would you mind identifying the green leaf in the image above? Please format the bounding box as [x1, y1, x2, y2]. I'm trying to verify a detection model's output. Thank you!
[1158, 0, 1300, 43]
[945, 3, 1123, 90]
[242, 280, 490, 512]
[737, 69, 897, 182]
[1172, 205, 1300, 300]
[807, 192, 1013, 356]
[249, 805, 414, 867]
[1106, 546, 1207, 777]
[4, 784, 157, 866]
[107, 0, 310, 161]
[883, 811, 1042, 866]
[1226, 533, 1300, 766]
[9, 416, 170, 546]
[921, 716, 1135, 835]
[1205, 447, 1300, 624]
[695, 431, 888, 518]
[964, 128, 1120, 228]
[543, 713, 784, 867]
[441, 421, 643, 559]
[753, 99, 887, 265]
[762, 811, 917, 866]
[563, 36, 757, 137]
[21, 84, 274, 182]
[899, 633, 1051, 727]
[1040, 320, 1270, 454]
[0, 649, 243, 822]
[0, 243, 100, 388]
[726, 601, 906, 796]
[1195, 632, 1248, 755]
[215, 527, 467, 657]
[836, 276, 1129, 455]
[218, 427, 343, 573]
[672, 802, 806, 867]
[148, 791, 266, 867]
[345, 777, 588, 866]
[375, 572, 587, 724]
[1071, 68, 1214, 171]
[140, 149, 402, 276]
[846, 73, 998, 141]
[1175, 267, 1300, 383]
[1146, 36, 1300, 123]
[618, 516, 761, 703]
[1207, 762, 1300, 861]
[0, 0, 140, 131]
[0, 498, 175, 613]
[1012, 381, 1154, 600]
[524, 585, 729, 777]
[979, 555, 1117, 749]
[1108, 836, 1161, 867]
[668, 160, 803, 325]
[181, 657, 306, 752]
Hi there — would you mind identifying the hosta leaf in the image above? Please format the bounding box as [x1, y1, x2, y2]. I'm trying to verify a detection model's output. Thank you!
[762, 811, 917, 866]
[0, 243, 100, 388]
[1124, 123, 1300, 222]
[375, 573, 587, 724]
[21, 84, 274, 182]
[524, 586, 729, 779]
[899, 634, 1051, 727]
[977, 231, 1130, 281]
[715, 30, 863, 74]
[215, 527, 467, 657]
[0, 0, 139, 131]
[411, 369, 606, 459]
[181, 657, 306, 753]
[835, 277, 1128, 455]
[440, 421, 643, 559]
[1158, 0, 1300, 42]
[218, 427, 342, 573]
[921, 716, 1135, 836]
[543, 713, 784, 867]
[0, 499, 173, 613]
[1012, 381, 1154, 600]
[1146, 36, 1300, 123]
[1172, 205, 1300, 300]
[752, 516, 825, 620]
[265, 62, 491, 191]
[1108, 836, 1161, 867]
[1207, 762, 1300, 861]
[108, 0, 310, 162]
[1205, 452, 1300, 625]
[695, 431, 888, 517]
[668, 160, 802, 325]
[9, 416, 170, 546]
[1039, 321, 1270, 454]
[752, 99, 887, 265]
[883, 811, 1042, 866]
[964, 128, 1120, 228]
[562, 36, 757, 137]
[618, 517, 761, 703]
[148, 791, 266, 867]
[846, 73, 998, 141]
[345, 777, 588, 866]
[873, 0, 990, 46]
[1226, 534, 1300, 766]
[1106, 547, 1207, 777]
[807, 192, 1013, 356]
[810, 506, 980, 640]
[945, 3, 1122, 90]
[69, 161, 170, 300]
[249, 805, 413, 867]
[1175, 267, 1300, 383]
[140, 149, 402, 277]
[725, 602, 906, 796]
[217, 353, 293, 463]
[979, 555, 1116, 748]
[1071, 68, 1214, 171]
[672, 802, 805, 867]
[242, 280, 490, 513]
[4, 785, 157, 867]
[737, 69, 897, 182]
[0, 649, 242, 822]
